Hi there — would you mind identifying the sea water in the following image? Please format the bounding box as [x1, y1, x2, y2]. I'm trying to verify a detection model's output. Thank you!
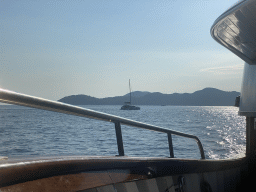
[0, 105, 246, 159]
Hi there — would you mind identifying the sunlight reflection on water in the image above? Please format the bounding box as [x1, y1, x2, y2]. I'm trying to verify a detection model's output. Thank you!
[0, 105, 246, 159]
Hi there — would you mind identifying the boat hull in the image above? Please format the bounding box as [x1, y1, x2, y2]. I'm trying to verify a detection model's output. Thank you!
[0, 156, 250, 192]
[121, 105, 140, 110]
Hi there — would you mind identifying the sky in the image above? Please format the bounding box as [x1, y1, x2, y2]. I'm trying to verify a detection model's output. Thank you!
[1, 0, 244, 101]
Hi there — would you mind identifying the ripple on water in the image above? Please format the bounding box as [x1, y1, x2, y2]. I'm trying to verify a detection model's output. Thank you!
[0, 105, 246, 159]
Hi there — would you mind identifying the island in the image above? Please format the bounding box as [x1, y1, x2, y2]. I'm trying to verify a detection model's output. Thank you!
[58, 88, 240, 106]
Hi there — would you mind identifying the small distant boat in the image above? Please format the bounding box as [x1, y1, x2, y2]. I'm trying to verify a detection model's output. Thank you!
[121, 80, 140, 110]
[121, 102, 140, 110]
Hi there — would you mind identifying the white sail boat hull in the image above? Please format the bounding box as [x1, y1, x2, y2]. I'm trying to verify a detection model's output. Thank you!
[121, 104, 140, 110]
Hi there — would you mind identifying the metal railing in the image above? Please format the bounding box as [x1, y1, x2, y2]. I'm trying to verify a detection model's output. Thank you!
[0, 88, 205, 159]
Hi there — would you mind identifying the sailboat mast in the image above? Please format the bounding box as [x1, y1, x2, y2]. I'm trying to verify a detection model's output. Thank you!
[129, 79, 131, 104]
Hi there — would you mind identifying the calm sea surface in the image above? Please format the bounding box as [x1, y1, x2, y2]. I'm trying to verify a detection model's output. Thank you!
[0, 105, 246, 160]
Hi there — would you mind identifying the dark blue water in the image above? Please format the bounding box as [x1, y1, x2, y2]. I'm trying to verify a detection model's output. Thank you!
[0, 105, 246, 159]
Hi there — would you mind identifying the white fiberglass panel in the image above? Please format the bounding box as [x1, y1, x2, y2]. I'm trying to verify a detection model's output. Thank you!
[239, 63, 256, 116]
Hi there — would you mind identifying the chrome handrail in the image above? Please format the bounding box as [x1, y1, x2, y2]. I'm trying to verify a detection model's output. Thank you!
[0, 88, 205, 159]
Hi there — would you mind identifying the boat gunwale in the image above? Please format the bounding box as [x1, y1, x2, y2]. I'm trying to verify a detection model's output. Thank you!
[0, 155, 247, 188]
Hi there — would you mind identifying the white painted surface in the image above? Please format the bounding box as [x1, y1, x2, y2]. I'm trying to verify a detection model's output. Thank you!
[239, 63, 256, 116]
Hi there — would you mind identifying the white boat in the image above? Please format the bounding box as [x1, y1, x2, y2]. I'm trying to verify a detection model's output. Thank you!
[1, 1, 256, 191]
[121, 79, 140, 110]
[120, 102, 140, 110]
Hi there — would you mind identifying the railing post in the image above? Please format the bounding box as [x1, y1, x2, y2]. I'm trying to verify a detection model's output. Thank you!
[168, 133, 174, 158]
[195, 138, 205, 159]
[114, 122, 125, 156]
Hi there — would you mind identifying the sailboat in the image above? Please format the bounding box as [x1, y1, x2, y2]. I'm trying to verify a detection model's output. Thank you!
[121, 80, 140, 110]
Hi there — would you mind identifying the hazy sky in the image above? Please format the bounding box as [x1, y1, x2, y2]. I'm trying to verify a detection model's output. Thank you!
[1, 0, 243, 101]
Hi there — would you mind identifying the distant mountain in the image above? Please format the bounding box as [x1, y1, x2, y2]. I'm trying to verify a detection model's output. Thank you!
[58, 88, 240, 106]
[124, 91, 150, 97]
